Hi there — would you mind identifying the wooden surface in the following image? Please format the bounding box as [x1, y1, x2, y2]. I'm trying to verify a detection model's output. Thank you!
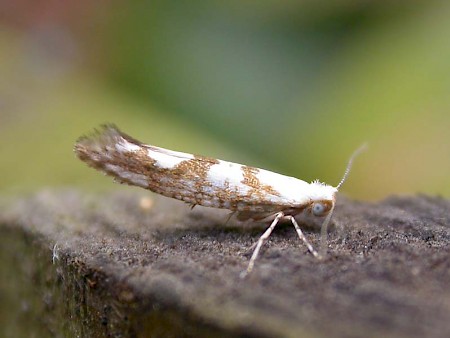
[0, 190, 449, 337]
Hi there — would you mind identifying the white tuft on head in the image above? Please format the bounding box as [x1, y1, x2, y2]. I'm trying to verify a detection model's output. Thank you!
[309, 181, 338, 201]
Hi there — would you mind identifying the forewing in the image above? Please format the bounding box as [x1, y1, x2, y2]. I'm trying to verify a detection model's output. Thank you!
[74, 125, 309, 213]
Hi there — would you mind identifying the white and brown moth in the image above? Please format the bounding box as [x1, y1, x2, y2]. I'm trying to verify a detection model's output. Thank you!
[75, 124, 365, 277]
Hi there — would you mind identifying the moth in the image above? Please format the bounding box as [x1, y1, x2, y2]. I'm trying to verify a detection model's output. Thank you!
[75, 124, 365, 277]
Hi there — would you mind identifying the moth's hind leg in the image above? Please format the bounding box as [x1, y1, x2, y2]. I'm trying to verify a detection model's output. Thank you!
[240, 212, 284, 278]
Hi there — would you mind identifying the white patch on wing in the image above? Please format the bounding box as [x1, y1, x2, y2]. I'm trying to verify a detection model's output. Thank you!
[256, 169, 311, 205]
[105, 164, 149, 187]
[206, 160, 251, 195]
[147, 147, 194, 169]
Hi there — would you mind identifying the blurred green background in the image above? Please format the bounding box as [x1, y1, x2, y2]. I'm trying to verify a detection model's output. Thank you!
[0, 1, 449, 200]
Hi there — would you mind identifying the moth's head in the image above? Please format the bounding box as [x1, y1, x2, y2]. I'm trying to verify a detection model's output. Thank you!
[311, 199, 334, 217]
[308, 181, 337, 217]
[309, 143, 367, 218]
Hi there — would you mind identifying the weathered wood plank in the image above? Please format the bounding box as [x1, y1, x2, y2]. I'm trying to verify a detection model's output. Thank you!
[0, 190, 449, 337]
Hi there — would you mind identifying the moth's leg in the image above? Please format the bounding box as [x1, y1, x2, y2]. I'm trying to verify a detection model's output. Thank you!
[224, 211, 236, 226]
[239, 214, 280, 254]
[287, 216, 320, 259]
[241, 212, 284, 278]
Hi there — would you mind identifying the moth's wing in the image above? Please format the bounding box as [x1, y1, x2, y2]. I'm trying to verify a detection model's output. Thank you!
[75, 125, 310, 212]
[75, 124, 202, 194]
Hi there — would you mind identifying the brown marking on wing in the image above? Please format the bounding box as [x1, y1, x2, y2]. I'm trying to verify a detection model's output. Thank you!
[241, 166, 281, 202]
[242, 166, 259, 189]
[123, 152, 223, 207]
[175, 155, 218, 179]
[214, 179, 240, 210]
[170, 155, 219, 204]
[123, 148, 157, 175]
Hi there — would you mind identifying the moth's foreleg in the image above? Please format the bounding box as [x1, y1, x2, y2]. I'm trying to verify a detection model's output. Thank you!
[240, 212, 284, 278]
[287, 216, 321, 259]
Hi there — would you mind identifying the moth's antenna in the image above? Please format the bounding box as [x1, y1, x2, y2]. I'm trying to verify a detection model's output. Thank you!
[320, 143, 367, 257]
[336, 143, 368, 190]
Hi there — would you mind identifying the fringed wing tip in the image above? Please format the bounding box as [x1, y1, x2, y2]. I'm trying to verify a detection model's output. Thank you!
[75, 124, 120, 146]
[73, 124, 123, 163]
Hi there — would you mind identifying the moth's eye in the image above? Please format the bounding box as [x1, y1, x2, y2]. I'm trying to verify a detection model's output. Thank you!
[312, 203, 326, 216]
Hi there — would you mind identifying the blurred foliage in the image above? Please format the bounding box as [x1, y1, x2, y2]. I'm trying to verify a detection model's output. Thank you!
[0, 0, 449, 200]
